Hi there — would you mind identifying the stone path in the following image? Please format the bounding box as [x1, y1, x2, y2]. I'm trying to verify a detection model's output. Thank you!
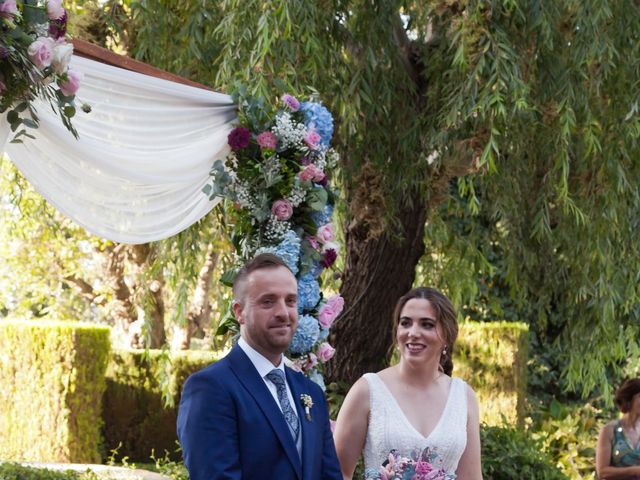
[19, 463, 172, 480]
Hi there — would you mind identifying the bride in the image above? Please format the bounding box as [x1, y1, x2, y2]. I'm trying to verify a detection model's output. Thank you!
[333, 287, 482, 479]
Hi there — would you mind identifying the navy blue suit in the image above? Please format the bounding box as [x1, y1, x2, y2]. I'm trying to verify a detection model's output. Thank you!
[177, 345, 342, 479]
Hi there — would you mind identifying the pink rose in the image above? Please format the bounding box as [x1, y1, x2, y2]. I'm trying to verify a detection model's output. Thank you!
[317, 342, 335, 363]
[59, 68, 83, 96]
[47, 0, 65, 20]
[316, 223, 335, 243]
[298, 164, 325, 182]
[304, 130, 321, 149]
[318, 295, 344, 328]
[0, 0, 18, 18]
[271, 199, 293, 220]
[28, 37, 55, 70]
[290, 360, 303, 373]
[256, 131, 277, 150]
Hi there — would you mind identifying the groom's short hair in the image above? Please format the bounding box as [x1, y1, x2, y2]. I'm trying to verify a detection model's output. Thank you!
[233, 253, 292, 303]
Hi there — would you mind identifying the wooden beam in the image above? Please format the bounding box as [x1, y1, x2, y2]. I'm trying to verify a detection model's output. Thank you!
[72, 38, 213, 91]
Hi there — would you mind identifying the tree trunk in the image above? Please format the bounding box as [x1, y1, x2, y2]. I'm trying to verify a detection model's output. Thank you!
[326, 192, 428, 386]
[171, 244, 219, 351]
[103, 243, 138, 346]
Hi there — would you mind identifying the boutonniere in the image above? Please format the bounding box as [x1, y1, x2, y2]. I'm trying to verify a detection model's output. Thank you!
[300, 394, 313, 421]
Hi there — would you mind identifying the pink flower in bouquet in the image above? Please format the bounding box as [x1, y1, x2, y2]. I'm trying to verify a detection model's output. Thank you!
[415, 460, 434, 475]
[299, 164, 325, 182]
[28, 37, 55, 70]
[228, 127, 251, 151]
[0, 0, 18, 19]
[304, 130, 321, 149]
[282, 94, 300, 111]
[317, 343, 335, 362]
[59, 69, 83, 96]
[316, 223, 335, 243]
[47, 0, 65, 20]
[0, 80, 6, 94]
[271, 199, 293, 220]
[318, 295, 344, 328]
[51, 42, 74, 74]
[256, 131, 277, 150]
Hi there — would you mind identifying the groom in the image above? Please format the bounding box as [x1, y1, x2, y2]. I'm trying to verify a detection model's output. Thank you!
[177, 253, 342, 480]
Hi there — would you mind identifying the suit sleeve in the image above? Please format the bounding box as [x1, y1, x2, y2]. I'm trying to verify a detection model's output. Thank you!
[177, 372, 241, 480]
[317, 388, 344, 480]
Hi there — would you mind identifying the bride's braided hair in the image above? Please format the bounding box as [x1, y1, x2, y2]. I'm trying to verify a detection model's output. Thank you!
[391, 287, 458, 376]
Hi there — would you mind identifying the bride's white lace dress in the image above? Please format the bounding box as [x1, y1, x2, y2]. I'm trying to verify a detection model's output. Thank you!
[362, 373, 468, 476]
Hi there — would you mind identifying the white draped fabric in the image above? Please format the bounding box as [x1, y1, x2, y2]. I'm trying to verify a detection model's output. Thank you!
[0, 55, 237, 244]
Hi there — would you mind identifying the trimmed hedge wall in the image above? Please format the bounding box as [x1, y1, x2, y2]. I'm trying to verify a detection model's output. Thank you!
[102, 349, 219, 462]
[454, 321, 529, 426]
[0, 320, 110, 463]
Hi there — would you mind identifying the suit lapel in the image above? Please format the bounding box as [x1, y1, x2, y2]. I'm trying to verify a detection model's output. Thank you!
[287, 368, 316, 480]
[228, 346, 302, 479]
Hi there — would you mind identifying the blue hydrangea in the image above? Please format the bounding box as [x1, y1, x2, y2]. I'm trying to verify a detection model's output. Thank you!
[297, 273, 321, 311]
[308, 368, 326, 391]
[310, 203, 334, 227]
[289, 314, 320, 355]
[300, 102, 334, 147]
[309, 261, 324, 278]
[256, 230, 301, 275]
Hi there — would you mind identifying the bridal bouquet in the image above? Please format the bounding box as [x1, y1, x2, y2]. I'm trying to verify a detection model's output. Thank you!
[203, 90, 343, 388]
[364, 447, 455, 480]
[0, 0, 86, 141]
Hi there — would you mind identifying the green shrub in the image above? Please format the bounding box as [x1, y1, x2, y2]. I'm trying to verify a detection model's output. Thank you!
[103, 348, 219, 462]
[455, 321, 529, 426]
[0, 463, 98, 480]
[481, 424, 569, 480]
[0, 320, 110, 463]
[531, 400, 605, 480]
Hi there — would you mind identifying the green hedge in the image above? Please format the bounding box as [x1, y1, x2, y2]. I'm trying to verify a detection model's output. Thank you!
[102, 349, 219, 462]
[454, 321, 529, 426]
[481, 424, 568, 479]
[0, 463, 94, 480]
[0, 320, 110, 463]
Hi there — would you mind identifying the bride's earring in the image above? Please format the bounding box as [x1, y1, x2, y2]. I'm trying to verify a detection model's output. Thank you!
[442, 347, 447, 356]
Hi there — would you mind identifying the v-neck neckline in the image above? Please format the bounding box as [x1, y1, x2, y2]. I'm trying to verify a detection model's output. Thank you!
[618, 420, 640, 451]
[374, 373, 455, 442]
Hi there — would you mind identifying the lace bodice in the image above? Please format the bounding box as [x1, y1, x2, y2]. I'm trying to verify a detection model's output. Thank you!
[362, 373, 468, 476]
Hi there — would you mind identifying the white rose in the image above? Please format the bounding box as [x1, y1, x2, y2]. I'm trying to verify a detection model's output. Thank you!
[51, 42, 73, 74]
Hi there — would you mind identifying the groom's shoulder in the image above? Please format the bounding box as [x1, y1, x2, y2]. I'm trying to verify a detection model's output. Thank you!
[184, 350, 234, 386]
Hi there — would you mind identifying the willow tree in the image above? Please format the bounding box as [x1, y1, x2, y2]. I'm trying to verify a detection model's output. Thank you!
[100, 0, 640, 395]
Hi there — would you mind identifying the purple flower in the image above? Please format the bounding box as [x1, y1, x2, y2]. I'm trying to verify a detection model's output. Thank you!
[48, 10, 68, 40]
[282, 94, 300, 112]
[321, 248, 337, 268]
[256, 131, 277, 150]
[300, 156, 311, 166]
[228, 127, 251, 151]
